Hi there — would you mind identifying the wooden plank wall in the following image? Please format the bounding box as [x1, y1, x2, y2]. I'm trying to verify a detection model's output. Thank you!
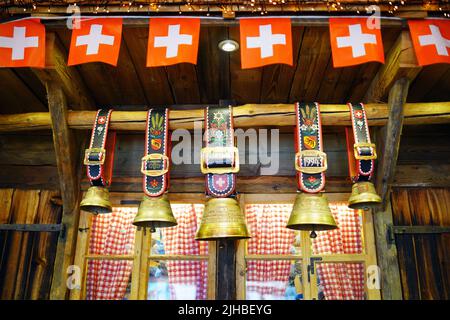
[391, 188, 450, 300]
[0, 189, 62, 299]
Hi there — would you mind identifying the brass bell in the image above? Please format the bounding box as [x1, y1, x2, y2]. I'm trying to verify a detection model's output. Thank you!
[348, 181, 382, 211]
[286, 193, 338, 238]
[195, 197, 250, 241]
[133, 194, 177, 232]
[80, 186, 112, 214]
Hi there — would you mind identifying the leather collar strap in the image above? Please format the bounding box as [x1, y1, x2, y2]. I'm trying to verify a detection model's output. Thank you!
[85, 109, 116, 187]
[295, 102, 326, 193]
[203, 105, 238, 198]
[142, 108, 170, 197]
[346, 103, 376, 182]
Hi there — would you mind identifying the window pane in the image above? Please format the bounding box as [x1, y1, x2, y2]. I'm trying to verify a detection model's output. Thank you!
[311, 202, 363, 255]
[315, 262, 366, 300]
[150, 204, 207, 256]
[88, 207, 137, 255]
[147, 260, 208, 300]
[86, 259, 133, 300]
[246, 260, 303, 300]
[245, 204, 299, 255]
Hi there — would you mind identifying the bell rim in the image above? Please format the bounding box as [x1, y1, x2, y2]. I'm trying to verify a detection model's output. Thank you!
[286, 223, 338, 231]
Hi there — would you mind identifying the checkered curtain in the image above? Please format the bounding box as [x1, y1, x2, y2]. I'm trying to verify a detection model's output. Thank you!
[246, 204, 296, 299]
[162, 204, 208, 300]
[312, 202, 365, 300]
[86, 207, 136, 300]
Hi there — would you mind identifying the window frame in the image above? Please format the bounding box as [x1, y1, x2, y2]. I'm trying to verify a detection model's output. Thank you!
[236, 193, 381, 300]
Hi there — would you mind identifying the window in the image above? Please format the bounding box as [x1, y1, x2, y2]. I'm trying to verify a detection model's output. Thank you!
[72, 193, 379, 300]
[236, 194, 380, 300]
[71, 197, 215, 300]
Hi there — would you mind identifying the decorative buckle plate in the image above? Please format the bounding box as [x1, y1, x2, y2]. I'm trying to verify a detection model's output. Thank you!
[200, 147, 240, 174]
[354, 143, 377, 160]
[141, 154, 169, 177]
[295, 150, 328, 174]
[84, 148, 106, 165]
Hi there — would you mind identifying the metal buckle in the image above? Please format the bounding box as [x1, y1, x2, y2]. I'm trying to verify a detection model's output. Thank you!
[200, 146, 240, 174]
[84, 148, 106, 165]
[295, 150, 328, 174]
[354, 143, 377, 160]
[141, 154, 169, 177]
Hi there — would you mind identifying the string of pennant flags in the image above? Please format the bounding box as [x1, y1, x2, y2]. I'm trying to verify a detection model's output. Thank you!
[0, 16, 448, 69]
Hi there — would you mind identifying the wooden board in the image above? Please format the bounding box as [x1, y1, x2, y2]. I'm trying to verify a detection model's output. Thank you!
[392, 188, 450, 300]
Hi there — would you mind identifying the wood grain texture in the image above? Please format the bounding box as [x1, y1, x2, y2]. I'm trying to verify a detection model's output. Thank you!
[365, 31, 421, 103]
[1, 102, 450, 133]
[392, 188, 450, 300]
[46, 83, 82, 300]
[33, 33, 95, 110]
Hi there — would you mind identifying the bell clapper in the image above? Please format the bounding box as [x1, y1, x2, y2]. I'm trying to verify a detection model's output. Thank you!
[310, 230, 317, 239]
[150, 226, 156, 233]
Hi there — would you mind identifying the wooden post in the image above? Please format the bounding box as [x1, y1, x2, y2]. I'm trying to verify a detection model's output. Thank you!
[46, 82, 83, 300]
[373, 77, 410, 300]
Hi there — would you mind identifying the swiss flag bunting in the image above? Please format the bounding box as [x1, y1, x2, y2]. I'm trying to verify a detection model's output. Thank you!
[0, 19, 46, 68]
[68, 18, 123, 66]
[240, 18, 293, 69]
[408, 19, 450, 66]
[147, 18, 200, 67]
[329, 18, 384, 67]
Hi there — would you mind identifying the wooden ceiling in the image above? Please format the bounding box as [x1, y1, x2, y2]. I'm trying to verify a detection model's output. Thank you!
[0, 24, 449, 114]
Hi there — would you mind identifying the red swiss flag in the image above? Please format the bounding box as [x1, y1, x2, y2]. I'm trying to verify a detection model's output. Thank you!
[329, 17, 384, 67]
[239, 18, 293, 69]
[408, 19, 450, 66]
[0, 19, 45, 68]
[68, 18, 123, 66]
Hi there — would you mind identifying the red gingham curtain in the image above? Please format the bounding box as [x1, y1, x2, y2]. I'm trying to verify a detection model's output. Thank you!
[86, 207, 136, 300]
[246, 204, 295, 299]
[162, 204, 208, 300]
[312, 202, 365, 300]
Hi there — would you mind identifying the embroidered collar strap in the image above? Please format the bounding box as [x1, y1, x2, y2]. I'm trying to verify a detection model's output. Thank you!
[201, 105, 239, 198]
[142, 108, 170, 197]
[85, 109, 116, 187]
[295, 102, 327, 193]
[346, 103, 376, 182]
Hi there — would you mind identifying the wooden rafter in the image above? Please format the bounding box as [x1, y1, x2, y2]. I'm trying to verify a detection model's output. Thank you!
[372, 77, 410, 300]
[364, 31, 422, 103]
[33, 32, 95, 110]
[0, 102, 449, 132]
[45, 82, 83, 300]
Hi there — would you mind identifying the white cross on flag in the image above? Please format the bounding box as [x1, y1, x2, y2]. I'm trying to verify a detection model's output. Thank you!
[147, 18, 200, 67]
[329, 18, 384, 67]
[68, 18, 123, 66]
[240, 18, 293, 69]
[408, 19, 450, 66]
[0, 19, 45, 68]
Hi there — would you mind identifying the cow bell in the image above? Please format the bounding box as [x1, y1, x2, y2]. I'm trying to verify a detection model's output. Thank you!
[195, 197, 250, 241]
[286, 193, 338, 238]
[348, 181, 382, 211]
[133, 194, 177, 232]
[80, 186, 112, 214]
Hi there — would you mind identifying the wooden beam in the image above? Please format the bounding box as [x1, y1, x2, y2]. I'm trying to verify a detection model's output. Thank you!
[376, 78, 410, 209]
[33, 33, 95, 110]
[1, 102, 450, 132]
[45, 82, 82, 300]
[372, 77, 409, 300]
[364, 31, 421, 103]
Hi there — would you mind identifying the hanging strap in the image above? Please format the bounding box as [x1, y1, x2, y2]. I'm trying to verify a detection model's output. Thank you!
[346, 103, 376, 183]
[294, 102, 327, 193]
[85, 109, 116, 187]
[201, 105, 239, 198]
[142, 108, 170, 197]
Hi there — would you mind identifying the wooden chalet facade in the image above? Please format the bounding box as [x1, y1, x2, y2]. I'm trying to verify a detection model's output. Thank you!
[0, 1, 449, 301]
